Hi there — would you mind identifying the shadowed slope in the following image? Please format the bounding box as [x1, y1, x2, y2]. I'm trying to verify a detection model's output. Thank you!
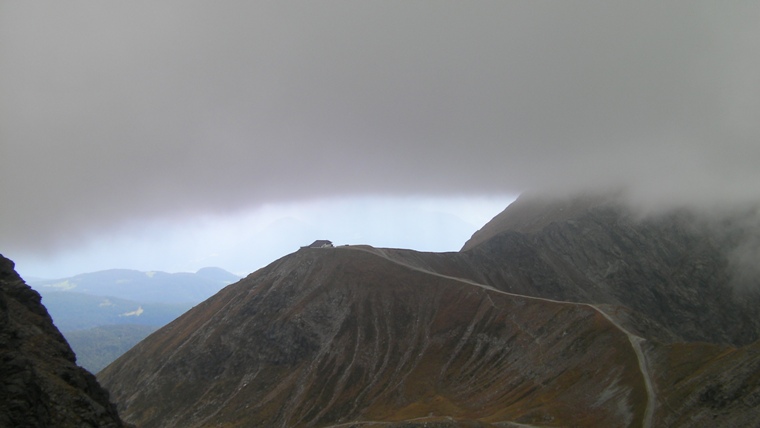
[457, 196, 760, 345]
[0, 254, 126, 428]
[462, 193, 615, 250]
[650, 339, 760, 427]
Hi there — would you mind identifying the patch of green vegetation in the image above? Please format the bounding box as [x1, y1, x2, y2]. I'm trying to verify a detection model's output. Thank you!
[65, 324, 158, 373]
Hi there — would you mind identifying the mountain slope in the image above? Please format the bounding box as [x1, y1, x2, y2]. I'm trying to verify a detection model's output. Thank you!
[98, 194, 760, 427]
[651, 339, 760, 427]
[0, 254, 126, 427]
[65, 324, 159, 374]
[458, 194, 760, 345]
[100, 247, 650, 427]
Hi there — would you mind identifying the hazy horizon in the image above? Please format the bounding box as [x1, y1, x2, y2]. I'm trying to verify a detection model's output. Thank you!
[11, 195, 515, 279]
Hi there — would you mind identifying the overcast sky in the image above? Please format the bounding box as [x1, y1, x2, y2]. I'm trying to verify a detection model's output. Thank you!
[2, 2, 759, 278]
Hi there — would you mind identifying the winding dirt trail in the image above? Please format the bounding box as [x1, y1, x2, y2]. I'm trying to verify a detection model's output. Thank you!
[338, 245, 656, 428]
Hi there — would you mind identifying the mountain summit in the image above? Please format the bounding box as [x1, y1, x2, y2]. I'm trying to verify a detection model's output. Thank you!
[99, 194, 760, 427]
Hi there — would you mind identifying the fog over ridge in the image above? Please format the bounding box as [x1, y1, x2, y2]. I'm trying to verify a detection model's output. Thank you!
[2, 1, 759, 256]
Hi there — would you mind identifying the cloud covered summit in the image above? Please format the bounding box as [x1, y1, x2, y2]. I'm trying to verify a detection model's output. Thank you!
[2, 1, 760, 253]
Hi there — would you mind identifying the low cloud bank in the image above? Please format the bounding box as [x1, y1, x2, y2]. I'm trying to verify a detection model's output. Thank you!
[2, 2, 759, 255]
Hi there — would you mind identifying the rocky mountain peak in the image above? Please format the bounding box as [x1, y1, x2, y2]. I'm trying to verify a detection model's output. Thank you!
[462, 192, 619, 250]
[463, 193, 760, 345]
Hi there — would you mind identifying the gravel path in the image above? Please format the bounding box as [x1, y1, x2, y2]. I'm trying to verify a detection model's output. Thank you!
[341, 245, 656, 428]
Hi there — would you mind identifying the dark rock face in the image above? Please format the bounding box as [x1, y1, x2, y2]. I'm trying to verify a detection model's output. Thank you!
[0, 254, 126, 428]
[98, 194, 760, 427]
[460, 195, 760, 345]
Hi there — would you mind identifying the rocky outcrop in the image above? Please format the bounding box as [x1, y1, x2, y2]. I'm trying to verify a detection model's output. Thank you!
[0, 254, 126, 428]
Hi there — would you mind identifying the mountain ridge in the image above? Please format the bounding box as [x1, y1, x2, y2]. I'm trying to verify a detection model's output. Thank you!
[98, 194, 760, 427]
[101, 246, 651, 427]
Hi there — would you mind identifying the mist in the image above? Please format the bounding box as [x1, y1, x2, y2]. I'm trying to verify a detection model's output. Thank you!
[2, 2, 759, 259]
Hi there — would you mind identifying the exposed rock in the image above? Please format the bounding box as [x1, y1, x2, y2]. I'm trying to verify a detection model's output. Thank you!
[0, 254, 126, 428]
[460, 194, 760, 345]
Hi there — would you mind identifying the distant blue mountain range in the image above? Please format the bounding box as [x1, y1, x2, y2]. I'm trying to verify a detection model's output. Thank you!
[28, 267, 240, 373]
[30, 266, 240, 305]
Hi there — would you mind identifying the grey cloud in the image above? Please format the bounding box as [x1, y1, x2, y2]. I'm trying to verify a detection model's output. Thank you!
[2, 1, 760, 252]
